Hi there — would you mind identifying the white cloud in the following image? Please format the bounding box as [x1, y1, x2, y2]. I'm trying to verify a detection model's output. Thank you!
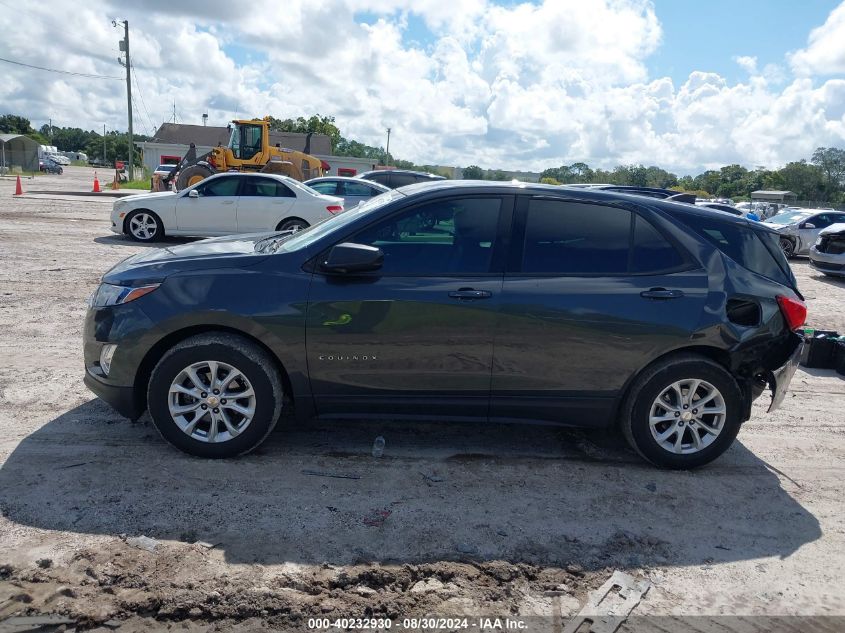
[1, 0, 845, 174]
[735, 55, 758, 75]
[789, 2, 845, 75]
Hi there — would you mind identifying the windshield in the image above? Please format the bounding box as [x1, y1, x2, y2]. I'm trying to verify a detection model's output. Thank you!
[265, 189, 405, 253]
[766, 211, 811, 225]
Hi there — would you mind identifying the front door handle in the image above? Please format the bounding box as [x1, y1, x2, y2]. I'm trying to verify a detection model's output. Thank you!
[449, 289, 492, 300]
[640, 287, 684, 300]
[221, 200, 235, 205]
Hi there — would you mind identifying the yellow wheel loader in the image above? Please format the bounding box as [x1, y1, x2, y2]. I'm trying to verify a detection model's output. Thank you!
[162, 117, 327, 191]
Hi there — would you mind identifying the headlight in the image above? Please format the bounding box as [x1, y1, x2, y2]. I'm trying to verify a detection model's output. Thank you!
[89, 283, 160, 308]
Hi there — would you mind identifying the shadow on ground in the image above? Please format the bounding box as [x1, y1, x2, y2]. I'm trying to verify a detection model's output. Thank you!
[0, 399, 821, 569]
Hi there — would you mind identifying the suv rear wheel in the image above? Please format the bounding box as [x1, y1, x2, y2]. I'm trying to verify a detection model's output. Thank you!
[622, 354, 743, 469]
[148, 333, 283, 458]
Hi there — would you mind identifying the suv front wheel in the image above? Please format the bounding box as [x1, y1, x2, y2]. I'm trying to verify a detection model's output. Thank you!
[148, 333, 284, 458]
[622, 354, 743, 469]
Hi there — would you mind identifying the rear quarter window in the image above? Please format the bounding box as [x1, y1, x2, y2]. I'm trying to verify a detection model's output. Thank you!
[679, 214, 794, 287]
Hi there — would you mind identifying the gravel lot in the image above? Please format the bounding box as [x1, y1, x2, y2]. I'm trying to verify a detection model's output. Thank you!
[1, 166, 843, 631]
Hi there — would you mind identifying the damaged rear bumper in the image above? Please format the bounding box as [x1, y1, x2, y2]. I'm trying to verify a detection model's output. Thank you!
[764, 333, 803, 412]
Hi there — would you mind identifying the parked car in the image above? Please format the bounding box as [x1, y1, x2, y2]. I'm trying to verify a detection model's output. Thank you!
[153, 164, 177, 178]
[809, 223, 845, 277]
[697, 202, 741, 216]
[39, 158, 63, 174]
[762, 209, 845, 257]
[697, 201, 760, 221]
[356, 169, 446, 189]
[86, 181, 804, 469]
[567, 184, 696, 203]
[304, 176, 390, 207]
[110, 172, 344, 242]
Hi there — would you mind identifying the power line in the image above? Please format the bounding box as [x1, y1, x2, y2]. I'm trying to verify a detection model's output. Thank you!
[0, 56, 122, 80]
[130, 62, 157, 135]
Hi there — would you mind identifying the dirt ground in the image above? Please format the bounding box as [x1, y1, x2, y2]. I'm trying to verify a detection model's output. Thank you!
[0, 166, 843, 631]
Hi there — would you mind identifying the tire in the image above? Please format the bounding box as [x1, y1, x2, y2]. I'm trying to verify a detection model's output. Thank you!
[276, 218, 310, 232]
[621, 354, 743, 469]
[125, 209, 164, 242]
[147, 333, 284, 458]
[779, 237, 795, 258]
[176, 164, 214, 191]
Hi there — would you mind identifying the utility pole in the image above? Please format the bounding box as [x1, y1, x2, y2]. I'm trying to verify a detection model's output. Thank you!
[115, 19, 133, 177]
[385, 128, 391, 167]
[103, 123, 107, 163]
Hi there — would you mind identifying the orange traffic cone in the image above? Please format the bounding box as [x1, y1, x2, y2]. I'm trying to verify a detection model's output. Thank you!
[13, 175, 23, 196]
[92, 172, 101, 193]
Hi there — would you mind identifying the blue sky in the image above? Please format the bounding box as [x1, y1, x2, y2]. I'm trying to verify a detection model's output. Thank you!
[356, 1, 841, 85]
[649, 0, 840, 83]
[3, 0, 845, 172]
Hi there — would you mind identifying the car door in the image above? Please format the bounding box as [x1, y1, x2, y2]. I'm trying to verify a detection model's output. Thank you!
[236, 176, 296, 232]
[305, 195, 512, 418]
[340, 180, 382, 207]
[175, 176, 240, 235]
[490, 196, 708, 426]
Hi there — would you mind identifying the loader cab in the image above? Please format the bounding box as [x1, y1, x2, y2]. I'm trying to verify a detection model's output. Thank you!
[228, 122, 265, 162]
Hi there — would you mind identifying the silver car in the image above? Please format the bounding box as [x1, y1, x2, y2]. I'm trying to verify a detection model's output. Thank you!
[304, 176, 390, 208]
[762, 209, 845, 257]
[809, 223, 845, 277]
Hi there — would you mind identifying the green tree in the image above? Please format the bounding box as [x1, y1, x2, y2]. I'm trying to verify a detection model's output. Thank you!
[778, 160, 825, 201]
[266, 114, 342, 151]
[82, 131, 149, 167]
[811, 147, 845, 196]
[0, 114, 34, 135]
[462, 165, 485, 179]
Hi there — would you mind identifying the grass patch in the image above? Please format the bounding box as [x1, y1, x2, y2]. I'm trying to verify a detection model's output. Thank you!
[120, 179, 152, 190]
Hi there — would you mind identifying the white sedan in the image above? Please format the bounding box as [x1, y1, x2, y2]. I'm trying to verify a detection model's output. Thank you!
[110, 172, 344, 242]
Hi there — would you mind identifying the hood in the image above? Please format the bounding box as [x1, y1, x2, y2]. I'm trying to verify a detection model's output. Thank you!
[820, 222, 845, 236]
[761, 221, 796, 232]
[102, 233, 272, 285]
[116, 191, 178, 204]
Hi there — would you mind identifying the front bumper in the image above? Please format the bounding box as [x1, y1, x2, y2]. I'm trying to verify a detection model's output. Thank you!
[765, 335, 804, 412]
[809, 247, 845, 276]
[84, 370, 143, 419]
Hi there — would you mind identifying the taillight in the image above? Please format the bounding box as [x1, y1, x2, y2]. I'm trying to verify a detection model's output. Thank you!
[326, 205, 343, 214]
[776, 295, 807, 331]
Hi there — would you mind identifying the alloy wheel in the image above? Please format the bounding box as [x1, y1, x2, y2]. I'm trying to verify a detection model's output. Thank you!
[649, 379, 726, 454]
[167, 360, 256, 443]
[129, 212, 158, 240]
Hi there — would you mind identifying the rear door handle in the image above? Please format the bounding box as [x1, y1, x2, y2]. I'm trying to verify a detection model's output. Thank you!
[640, 288, 684, 300]
[449, 289, 492, 300]
[221, 200, 235, 205]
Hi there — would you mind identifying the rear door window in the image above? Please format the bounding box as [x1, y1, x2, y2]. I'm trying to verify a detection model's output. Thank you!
[631, 215, 685, 273]
[343, 181, 379, 197]
[391, 173, 419, 188]
[521, 200, 632, 274]
[242, 176, 295, 198]
[365, 172, 391, 187]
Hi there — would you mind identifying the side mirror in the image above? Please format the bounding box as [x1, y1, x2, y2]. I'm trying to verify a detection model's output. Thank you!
[188, 189, 199, 198]
[320, 243, 383, 274]
[801, 222, 816, 229]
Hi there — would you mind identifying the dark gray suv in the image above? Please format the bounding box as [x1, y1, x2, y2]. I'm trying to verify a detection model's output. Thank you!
[84, 182, 805, 468]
